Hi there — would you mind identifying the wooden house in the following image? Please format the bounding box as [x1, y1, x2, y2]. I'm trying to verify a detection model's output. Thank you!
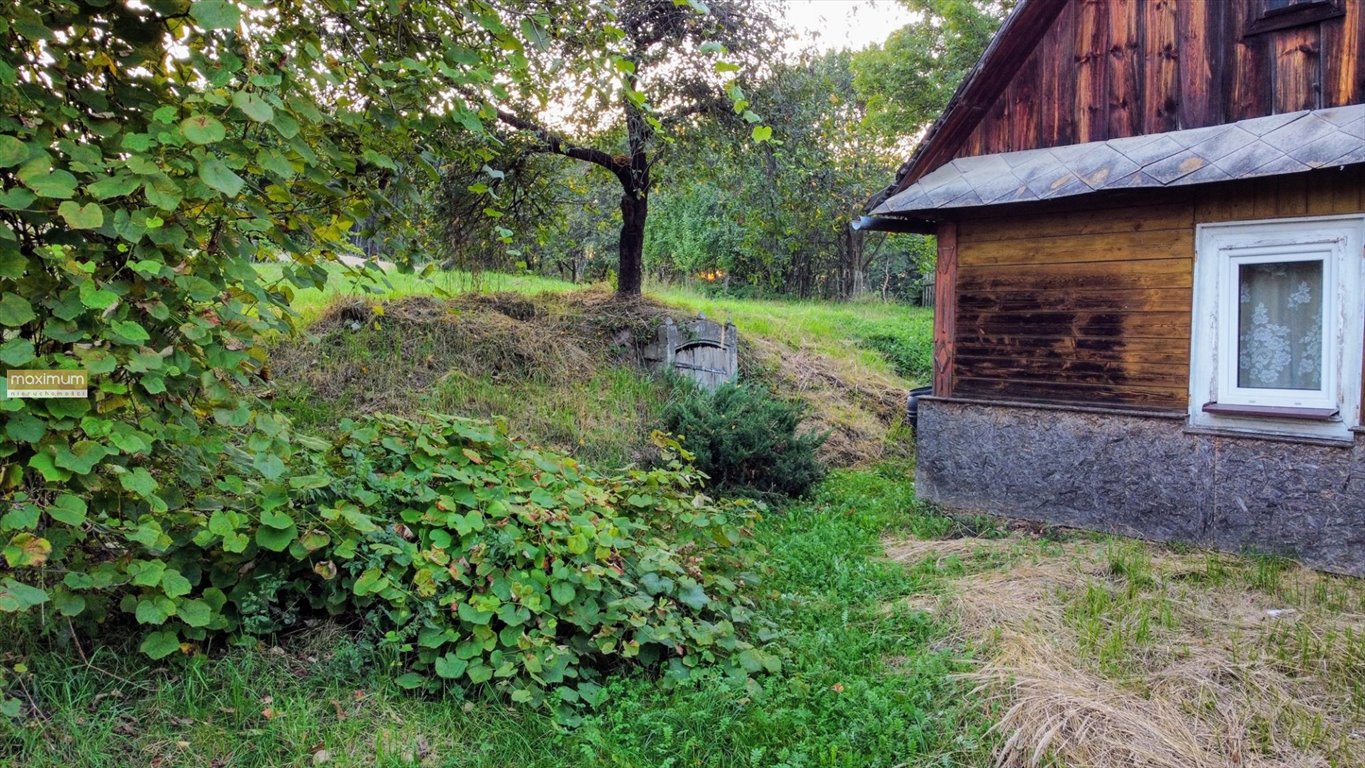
[861, 0, 1365, 574]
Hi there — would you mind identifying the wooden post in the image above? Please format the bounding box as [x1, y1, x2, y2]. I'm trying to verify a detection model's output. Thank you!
[933, 220, 958, 398]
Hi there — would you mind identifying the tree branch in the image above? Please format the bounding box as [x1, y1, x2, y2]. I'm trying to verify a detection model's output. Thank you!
[489, 106, 630, 186]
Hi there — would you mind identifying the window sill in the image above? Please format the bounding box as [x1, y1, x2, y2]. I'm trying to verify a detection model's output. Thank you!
[1201, 402, 1340, 421]
[1183, 424, 1357, 448]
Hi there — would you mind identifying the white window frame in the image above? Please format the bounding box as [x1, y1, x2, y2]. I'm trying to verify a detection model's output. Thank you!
[1190, 215, 1365, 441]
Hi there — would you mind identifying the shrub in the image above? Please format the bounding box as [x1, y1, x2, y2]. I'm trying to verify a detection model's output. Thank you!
[664, 383, 825, 498]
[2, 414, 776, 710]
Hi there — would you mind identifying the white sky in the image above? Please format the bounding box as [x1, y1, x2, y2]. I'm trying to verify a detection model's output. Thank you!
[780, 0, 915, 53]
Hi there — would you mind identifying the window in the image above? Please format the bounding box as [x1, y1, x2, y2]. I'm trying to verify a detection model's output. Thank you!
[1190, 217, 1365, 440]
[1246, 0, 1344, 35]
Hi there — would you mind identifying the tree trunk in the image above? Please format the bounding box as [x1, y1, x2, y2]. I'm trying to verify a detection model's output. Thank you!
[617, 190, 647, 297]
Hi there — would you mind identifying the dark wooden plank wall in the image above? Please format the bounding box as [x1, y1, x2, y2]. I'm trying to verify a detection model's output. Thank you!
[946, 166, 1365, 410]
[957, 0, 1365, 157]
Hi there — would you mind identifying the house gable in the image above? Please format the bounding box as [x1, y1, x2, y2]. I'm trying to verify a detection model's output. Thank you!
[887, 0, 1365, 200]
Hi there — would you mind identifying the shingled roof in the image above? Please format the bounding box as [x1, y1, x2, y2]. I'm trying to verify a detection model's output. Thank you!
[870, 104, 1365, 220]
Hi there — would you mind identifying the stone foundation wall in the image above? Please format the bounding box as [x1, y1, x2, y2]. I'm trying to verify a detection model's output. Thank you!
[915, 398, 1365, 576]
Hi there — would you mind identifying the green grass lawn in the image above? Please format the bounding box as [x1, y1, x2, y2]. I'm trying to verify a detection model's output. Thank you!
[4, 467, 995, 768]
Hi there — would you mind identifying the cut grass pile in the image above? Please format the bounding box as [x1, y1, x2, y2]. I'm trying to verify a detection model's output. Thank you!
[3, 468, 998, 767]
[885, 531, 1365, 768]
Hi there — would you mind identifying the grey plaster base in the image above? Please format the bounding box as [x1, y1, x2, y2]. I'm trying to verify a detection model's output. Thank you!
[915, 399, 1365, 576]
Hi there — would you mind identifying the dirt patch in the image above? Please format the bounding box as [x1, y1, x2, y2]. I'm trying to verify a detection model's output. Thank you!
[884, 536, 1365, 767]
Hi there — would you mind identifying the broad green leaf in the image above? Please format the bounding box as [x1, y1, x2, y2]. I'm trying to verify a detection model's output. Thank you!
[189, 0, 241, 30]
[135, 595, 175, 625]
[20, 168, 77, 199]
[109, 319, 150, 343]
[140, 629, 180, 659]
[86, 173, 141, 200]
[0, 292, 35, 326]
[4, 411, 44, 444]
[751, 125, 773, 142]
[47, 494, 87, 526]
[260, 508, 293, 528]
[199, 157, 244, 197]
[232, 91, 273, 122]
[160, 569, 192, 598]
[58, 201, 103, 229]
[177, 599, 212, 627]
[0, 338, 34, 367]
[255, 524, 297, 552]
[0, 136, 28, 167]
[120, 467, 158, 497]
[0, 578, 48, 612]
[434, 653, 468, 679]
[180, 115, 226, 144]
[79, 280, 118, 309]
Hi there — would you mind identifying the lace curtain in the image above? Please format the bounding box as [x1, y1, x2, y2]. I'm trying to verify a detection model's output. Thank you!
[1237, 261, 1323, 390]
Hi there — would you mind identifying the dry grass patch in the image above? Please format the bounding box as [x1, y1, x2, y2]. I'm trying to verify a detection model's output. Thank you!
[741, 335, 911, 466]
[886, 535, 1365, 767]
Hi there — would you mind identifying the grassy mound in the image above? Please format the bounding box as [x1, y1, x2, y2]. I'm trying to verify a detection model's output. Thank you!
[269, 291, 676, 468]
[269, 285, 923, 470]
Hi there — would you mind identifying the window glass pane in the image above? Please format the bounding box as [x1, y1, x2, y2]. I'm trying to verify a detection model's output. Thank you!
[1237, 260, 1323, 390]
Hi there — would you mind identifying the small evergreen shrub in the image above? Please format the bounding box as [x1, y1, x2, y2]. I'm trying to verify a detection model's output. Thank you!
[2, 414, 777, 710]
[664, 383, 825, 498]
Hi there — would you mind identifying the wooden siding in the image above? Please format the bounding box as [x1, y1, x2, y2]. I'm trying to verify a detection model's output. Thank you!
[945, 166, 1365, 410]
[957, 0, 1365, 158]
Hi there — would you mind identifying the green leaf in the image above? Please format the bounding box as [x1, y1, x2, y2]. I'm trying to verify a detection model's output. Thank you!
[0, 578, 48, 612]
[0, 188, 35, 210]
[47, 494, 87, 526]
[20, 168, 77, 199]
[232, 91, 273, 122]
[58, 201, 104, 229]
[180, 115, 226, 145]
[135, 596, 175, 625]
[109, 319, 150, 343]
[255, 524, 297, 552]
[434, 653, 468, 679]
[4, 411, 45, 443]
[198, 156, 244, 197]
[79, 280, 119, 310]
[160, 569, 192, 598]
[54, 441, 108, 474]
[120, 467, 158, 497]
[395, 673, 427, 690]
[0, 136, 28, 167]
[260, 508, 293, 528]
[140, 629, 180, 659]
[751, 125, 773, 143]
[0, 338, 33, 367]
[353, 567, 387, 595]
[53, 591, 86, 617]
[0, 293, 35, 326]
[177, 598, 212, 627]
[550, 581, 575, 605]
[86, 173, 141, 200]
[189, 0, 241, 30]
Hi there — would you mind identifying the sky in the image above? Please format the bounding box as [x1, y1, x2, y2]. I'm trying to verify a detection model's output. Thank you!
[781, 0, 915, 53]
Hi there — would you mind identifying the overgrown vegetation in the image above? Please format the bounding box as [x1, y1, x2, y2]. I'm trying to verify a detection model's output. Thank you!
[3, 467, 1000, 767]
[664, 383, 826, 498]
[3, 408, 771, 709]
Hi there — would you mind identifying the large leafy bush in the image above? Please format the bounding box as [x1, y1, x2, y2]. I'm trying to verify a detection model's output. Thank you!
[3, 413, 774, 706]
[664, 383, 825, 497]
